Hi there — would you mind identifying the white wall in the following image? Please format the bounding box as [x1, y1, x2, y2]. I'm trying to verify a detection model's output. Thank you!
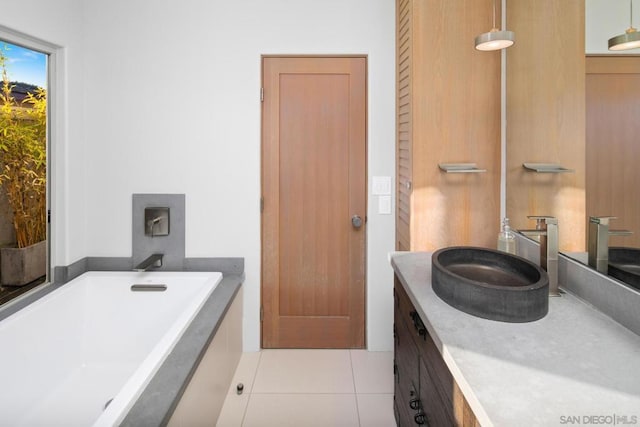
[81, 0, 396, 352]
[586, 0, 640, 53]
[1, 0, 395, 351]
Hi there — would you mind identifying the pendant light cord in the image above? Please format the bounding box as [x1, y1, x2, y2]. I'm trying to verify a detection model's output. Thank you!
[492, 0, 497, 29]
[631, 0, 635, 29]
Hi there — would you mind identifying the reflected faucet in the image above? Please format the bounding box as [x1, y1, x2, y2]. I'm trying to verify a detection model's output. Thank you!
[134, 253, 164, 272]
[519, 216, 560, 297]
[588, 216, 633, 274]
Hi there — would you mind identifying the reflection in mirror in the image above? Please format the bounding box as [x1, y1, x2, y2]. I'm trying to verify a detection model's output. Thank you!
[580, 55, 640, 289]
[506, 1, 640, 290]
[505, 0, 585, 253]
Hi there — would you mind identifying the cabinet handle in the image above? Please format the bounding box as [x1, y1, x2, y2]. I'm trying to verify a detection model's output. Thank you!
[410, 311, 428, 339]
[414, 411, 427, 425]
[409, 398, 421, 410]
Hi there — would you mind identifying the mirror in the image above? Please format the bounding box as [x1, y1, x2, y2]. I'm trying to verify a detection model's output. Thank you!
[505, 0, 640, 290]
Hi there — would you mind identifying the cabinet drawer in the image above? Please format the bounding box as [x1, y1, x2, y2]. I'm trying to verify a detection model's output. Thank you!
[395, 310, 420, 395]
[395, 279, 455, 414]
[395, 278, 428, 346]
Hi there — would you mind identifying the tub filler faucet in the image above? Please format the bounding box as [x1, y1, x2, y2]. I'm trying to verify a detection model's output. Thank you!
[519, 215, 560, 297]
[134, 253, 164, 272]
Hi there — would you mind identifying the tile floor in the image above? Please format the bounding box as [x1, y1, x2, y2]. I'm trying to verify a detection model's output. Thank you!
[216, 349, 396, 427]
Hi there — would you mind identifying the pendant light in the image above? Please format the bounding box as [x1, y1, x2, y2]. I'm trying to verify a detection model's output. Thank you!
[475, 0, 515, 51]
[608, 0, 640, 51]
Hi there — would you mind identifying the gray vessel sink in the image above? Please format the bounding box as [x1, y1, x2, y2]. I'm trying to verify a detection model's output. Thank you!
[432, 247, 549, 322]
[608, 247, 640, 291]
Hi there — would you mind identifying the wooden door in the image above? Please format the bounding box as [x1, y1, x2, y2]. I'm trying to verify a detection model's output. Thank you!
[261, 56, 367, 348]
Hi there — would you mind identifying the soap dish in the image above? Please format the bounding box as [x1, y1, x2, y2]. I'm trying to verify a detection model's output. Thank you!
[522, 163, 574, 173]
[438, 163, 486, 173]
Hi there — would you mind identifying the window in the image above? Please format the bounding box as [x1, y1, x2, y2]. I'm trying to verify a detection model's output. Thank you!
[0, 34, 51, 305]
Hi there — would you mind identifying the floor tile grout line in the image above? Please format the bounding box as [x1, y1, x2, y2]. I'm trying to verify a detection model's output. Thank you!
[245, 392, 393, 397]
[247, 351, 263, 394]
[241, 351, 263, 426]
[349, 350, 363, 426]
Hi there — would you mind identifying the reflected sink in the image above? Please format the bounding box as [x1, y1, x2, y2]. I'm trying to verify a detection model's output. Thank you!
[432, 247, 549, 322]
[608, 247, 640, 291]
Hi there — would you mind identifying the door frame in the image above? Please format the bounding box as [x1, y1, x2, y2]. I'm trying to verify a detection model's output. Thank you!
[259, 54, 369, 349]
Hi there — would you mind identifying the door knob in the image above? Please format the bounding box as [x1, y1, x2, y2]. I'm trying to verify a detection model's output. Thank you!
[351, 215, 363, 229]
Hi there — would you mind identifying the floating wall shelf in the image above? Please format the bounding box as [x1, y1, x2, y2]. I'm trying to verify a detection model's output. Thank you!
[438, 163, 487, 173]
[522, 163, 574, 173]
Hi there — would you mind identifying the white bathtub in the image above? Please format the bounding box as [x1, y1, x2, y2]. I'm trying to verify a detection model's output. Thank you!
[0, 271, 222, 427]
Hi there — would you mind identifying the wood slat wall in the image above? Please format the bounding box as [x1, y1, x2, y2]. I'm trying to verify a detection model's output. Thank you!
[396, 0, 501, 251]
[396, 0, 412, 251]
[506, 0, 586, 252]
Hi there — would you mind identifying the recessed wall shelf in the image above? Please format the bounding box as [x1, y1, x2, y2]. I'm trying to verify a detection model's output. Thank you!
[438, 163, 487, 173]
[522, 163, 574, 173]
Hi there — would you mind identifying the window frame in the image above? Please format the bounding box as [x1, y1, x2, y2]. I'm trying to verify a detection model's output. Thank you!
[0, 25, 61, 306]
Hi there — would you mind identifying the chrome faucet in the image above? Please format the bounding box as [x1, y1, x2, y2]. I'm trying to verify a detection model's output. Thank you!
[519, 216, 560, 297]
[588, 216, 633, 274]
[134, 253, 164, 272]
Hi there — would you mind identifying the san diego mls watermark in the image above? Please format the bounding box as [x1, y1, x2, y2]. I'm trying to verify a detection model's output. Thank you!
[560, 414, 638, 425]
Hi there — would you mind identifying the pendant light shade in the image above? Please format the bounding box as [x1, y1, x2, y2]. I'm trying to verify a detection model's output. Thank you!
[475, 29, 515, 51]
[609, 0, 640, 51]
[475, 0, 514, 51]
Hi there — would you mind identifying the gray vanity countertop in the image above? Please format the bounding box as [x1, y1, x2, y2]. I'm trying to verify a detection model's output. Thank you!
[391, 252, 640, 427]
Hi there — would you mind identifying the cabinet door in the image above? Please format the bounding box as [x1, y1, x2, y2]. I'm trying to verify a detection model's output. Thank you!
[395, 305, 420, 422]
[419, 356, 455, 426]
[419, 327, 454, 412]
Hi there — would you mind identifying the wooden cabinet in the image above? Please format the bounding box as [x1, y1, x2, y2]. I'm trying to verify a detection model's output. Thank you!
[396, 0, 501, 251]
[394, 278, 480, 426]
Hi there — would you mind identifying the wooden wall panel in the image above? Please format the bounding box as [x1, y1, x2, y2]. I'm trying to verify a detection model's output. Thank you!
[397, 0, 501, 251]
[506, 0, 586, 251]
[586, 56, 640, 248]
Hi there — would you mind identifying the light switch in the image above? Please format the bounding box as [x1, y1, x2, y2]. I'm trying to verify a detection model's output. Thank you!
[372, 176, 392, 195]
[378, 195, 392, 215]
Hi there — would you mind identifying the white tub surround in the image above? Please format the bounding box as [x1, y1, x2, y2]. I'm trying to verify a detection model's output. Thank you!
[0, 271, 228, 426]
[391, 252, 640, 427]
[167, 287, 242, 426]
